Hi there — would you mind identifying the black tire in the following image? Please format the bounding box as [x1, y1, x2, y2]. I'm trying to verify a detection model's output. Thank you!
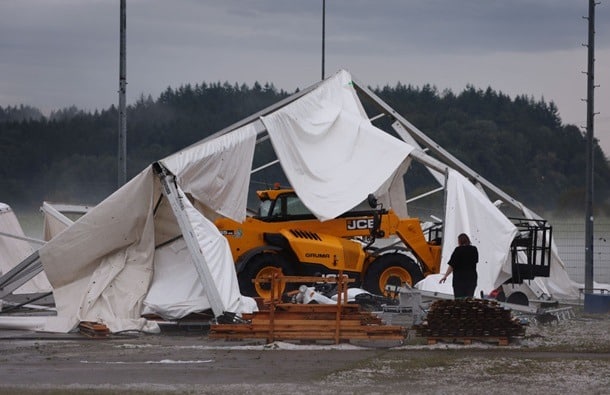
[362, 254, 424, 296]
[238, 253, 294, 298]
[506, 291, 529, 306]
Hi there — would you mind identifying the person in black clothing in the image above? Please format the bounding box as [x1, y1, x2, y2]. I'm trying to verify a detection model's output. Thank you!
[439, 233, 478, 299]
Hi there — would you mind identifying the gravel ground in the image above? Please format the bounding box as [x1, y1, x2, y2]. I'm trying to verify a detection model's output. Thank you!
[0, 305, 608, 394]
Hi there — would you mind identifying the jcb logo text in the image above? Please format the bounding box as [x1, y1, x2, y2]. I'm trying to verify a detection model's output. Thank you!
[346, 218, 374, 230]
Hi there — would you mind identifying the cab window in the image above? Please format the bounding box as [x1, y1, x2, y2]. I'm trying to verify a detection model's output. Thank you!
[285, 195, 311, 216]
[256, 193, 316, 221]
[258, 200, 272, 217]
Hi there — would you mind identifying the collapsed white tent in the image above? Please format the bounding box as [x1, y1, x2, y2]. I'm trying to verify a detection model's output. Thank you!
[35, 70, 419, 333]
[2, 69, 586, 333]
[40, 126, 260, 333]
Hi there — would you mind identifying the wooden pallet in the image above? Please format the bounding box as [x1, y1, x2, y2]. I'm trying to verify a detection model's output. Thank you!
[78, 321, 110, 338]
[209, 271, 405, 343]
[427, 336, 510, 346]
[210, 303, 405, 342]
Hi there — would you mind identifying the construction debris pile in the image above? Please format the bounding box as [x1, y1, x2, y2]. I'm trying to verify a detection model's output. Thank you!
[415, 299, 526, 342]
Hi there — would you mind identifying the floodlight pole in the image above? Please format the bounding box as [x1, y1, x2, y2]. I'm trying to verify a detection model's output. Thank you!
[584, 0, 596, 293]
[321, 0, 325, 80]
[118, 0, 127, 187]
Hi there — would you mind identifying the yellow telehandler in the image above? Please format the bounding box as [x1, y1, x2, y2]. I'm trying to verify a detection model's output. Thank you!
[215, 188, 442, 299]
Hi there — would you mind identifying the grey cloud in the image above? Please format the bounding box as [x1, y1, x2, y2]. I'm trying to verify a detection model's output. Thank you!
[1, 0, 609, 116]
[322, 1, 599, 54]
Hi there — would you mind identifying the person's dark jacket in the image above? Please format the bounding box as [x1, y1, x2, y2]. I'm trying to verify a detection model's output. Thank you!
[447, 245, 478, 286]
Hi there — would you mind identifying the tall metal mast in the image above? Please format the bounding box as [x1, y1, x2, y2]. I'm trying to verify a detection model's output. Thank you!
[321, 0, 325, 80]
[584, 0, 596, 293]
[118, 0, 127, 187]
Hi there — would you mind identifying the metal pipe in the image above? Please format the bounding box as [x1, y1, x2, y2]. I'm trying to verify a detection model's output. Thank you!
[0, 231, 45, 246]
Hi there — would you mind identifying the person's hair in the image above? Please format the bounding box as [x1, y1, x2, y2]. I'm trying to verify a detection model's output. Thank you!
[458, 233, 471, 246]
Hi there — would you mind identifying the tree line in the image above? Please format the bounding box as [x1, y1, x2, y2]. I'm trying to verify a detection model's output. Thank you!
[0, 80, 608, 216]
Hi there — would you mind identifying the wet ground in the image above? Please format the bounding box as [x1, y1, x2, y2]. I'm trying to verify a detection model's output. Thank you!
[0, 306, 608, 394]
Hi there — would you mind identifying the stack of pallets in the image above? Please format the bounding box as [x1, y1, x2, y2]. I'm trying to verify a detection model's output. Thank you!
[415, 299, 526, 346]
[209, 303, 405, 343]
[209, 271, 405, 344]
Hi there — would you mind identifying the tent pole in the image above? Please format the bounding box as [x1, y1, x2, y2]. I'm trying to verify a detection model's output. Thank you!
[0, 251, 44, 299]
[391, 121, 446, 185]
[0, 231, 45, 246]
[352, 78, 529, 215]
[154, 163, 226, 318]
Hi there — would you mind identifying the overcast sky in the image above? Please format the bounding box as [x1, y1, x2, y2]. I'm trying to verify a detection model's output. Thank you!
[2, 0, 610, 154]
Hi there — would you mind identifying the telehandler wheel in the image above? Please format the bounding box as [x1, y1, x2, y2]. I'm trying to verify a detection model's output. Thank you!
[238, 253, 294, 299]
[363, 254, 424, 296]
[506, 291, 529, 306]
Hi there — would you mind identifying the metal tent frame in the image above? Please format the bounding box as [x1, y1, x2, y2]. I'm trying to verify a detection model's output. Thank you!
[1, 70, 549, 318]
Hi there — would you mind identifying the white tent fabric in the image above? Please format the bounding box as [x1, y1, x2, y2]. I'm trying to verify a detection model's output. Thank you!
[0, 203, 51, 293]
[161, 124, 257, 223]
[382, 160, 410, 218]
[143, 239, 206, 319]
[416, 171, 594, 301]
[415, 273, 454, 295]
[536, 255, 581, 300]
[261, 70, 414, 221]
[39, 133, 257, 333]
[41, 202, 75, 241]
[519, 207, 581, 299]
[142, 214, 256, 321]
[437, 169, 519, 296]
[40, 168, 157, 333]
[42, 211, 71, 242]
[180, 192, 244, 313]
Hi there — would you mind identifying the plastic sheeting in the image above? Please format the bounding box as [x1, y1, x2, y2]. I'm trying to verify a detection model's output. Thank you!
[261, 70, 414, 221]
